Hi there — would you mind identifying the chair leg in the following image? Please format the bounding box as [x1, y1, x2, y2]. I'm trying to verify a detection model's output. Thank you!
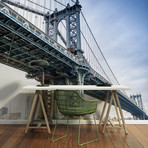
[51, 117, 69, 142]
[78, 114, 99, 146]
[93, 114, 99, 141]
[78, 116, 81, 146]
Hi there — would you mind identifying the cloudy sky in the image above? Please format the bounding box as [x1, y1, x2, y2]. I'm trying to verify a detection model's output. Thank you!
[80, 0, 148, 113]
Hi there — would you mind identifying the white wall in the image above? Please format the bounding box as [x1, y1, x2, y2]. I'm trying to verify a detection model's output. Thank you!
[0, 63, 132, 123]
[0, 63, 39, 120]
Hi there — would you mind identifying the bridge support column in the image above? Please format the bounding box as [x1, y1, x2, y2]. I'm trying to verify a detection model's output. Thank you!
[77, 70, 88, 97]
[50, 79, 57, 119]
[75, 1, 84, 60]
[44, 11, 50, 35]
[65, 77, 70, 85]
[78, 71, 83, 85]
[76, 11, 81, 51]
[78, 71, 83, 97]
[143, 113, 146, 120]
[53, 9, 58, 41]
[66, 15, 70, 49]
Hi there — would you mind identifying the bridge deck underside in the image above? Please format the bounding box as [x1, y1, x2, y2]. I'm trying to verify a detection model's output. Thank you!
[0, 11, 78, 80]
[0, 5, 147, 119]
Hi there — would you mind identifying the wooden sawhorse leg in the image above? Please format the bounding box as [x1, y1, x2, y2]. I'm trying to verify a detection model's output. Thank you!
[99, 91, 110, 125]
[115, 91, 127, 133]
[100, 90, 127, 134]
[25, 90, 51, 134]
[102, 91, 113, 133]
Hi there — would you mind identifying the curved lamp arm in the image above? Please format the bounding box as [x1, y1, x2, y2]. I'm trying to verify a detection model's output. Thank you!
[29, 60, 49, 86]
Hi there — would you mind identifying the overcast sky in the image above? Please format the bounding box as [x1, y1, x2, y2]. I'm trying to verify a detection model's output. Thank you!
[80, 0, 148, 113]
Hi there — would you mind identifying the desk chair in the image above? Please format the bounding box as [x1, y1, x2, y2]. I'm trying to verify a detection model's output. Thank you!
[52, 90, 99, 146]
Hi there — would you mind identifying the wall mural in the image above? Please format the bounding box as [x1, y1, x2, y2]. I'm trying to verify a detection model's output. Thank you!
[0, 93, 33, 120]
[0, 64, 133, 122]
[0, 64, 39, 121]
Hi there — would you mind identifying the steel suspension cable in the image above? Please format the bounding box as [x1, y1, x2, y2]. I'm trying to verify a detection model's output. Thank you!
[28, 0, 53, 12]
[80, 29, 111, 82]
[80, 11, 120, 85]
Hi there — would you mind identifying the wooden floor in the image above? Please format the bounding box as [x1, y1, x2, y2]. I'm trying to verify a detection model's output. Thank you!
[0, 124, 148, 148]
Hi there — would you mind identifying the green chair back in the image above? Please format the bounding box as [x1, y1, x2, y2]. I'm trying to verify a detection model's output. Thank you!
[55, 90, 98, 116]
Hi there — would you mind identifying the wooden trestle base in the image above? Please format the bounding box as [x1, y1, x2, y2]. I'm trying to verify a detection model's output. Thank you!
[25, 90, 51, 134]
[99, 90, 127, 134]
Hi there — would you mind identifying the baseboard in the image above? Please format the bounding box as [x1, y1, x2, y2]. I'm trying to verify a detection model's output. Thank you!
[125, 120, 148, 124]
[0, 119, 99, 124]
[0, 119, 148, 124]
[0, 120, 27, 124]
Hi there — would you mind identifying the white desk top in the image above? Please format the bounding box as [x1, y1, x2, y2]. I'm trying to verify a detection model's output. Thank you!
[23, 85, 130, 91]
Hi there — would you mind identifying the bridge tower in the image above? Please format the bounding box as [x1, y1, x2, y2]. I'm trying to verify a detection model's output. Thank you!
[44, 0, 86, 86]
[2, 0, 87, 85]
[44, 0, 84, 61]
[130, 94, 144, 111]
[130, 94, 145, 119]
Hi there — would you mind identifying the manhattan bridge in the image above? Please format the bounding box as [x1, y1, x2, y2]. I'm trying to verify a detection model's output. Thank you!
[0, 0, 147, 119]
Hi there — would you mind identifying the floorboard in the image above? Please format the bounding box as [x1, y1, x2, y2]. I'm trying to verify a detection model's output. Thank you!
[0, 124, 148, 148]
[127, 125, 148, 148]
[106, 128, 129, 148]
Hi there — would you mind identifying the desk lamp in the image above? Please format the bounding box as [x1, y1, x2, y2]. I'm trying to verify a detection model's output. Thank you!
[29, 60, 49, 86]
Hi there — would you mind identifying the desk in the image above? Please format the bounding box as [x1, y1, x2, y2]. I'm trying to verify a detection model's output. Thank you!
[23, 85, 130, 133]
